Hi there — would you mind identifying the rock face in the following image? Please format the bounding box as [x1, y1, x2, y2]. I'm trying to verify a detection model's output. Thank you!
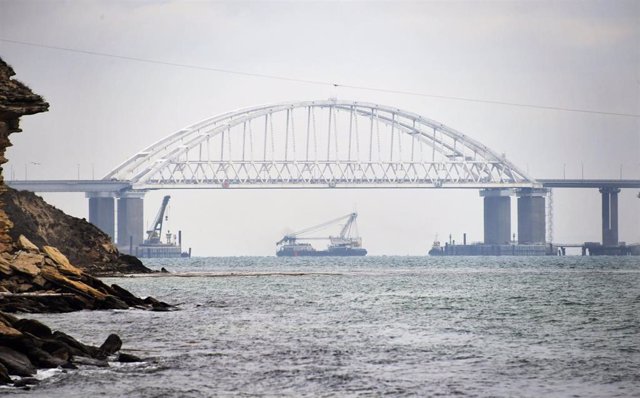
[1, 189, 149, 275]
[0, 234, 168, 313]
[0, 58, 49, 184]
[0, 56, 149, 275]
[0, 56, 165, 388]
[0, 57, 160, 310]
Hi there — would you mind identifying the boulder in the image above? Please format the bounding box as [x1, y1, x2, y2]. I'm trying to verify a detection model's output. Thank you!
[12, 377, 40, 387]
[23, 345, 67, 368]
[0, 346, 36, 377]
[51, 331, 97, 358]
[14, 318, 52, 339]
[97, 334, 122, 359]
[117, 352, 142, 363]
[10, 252, 43, 277]
[42, 246, 82, 277]
[0, 256, 11, 275]
[0, 322, 22, 338]
[0, 362, 11, 384]
[17, 235, 38, 252]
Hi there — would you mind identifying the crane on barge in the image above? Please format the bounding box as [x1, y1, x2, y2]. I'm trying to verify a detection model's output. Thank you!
[137, 195, 190, 258]
[276, 213, 367, 257]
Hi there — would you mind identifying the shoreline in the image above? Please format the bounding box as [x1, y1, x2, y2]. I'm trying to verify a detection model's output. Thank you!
[104, 271, 344, 278]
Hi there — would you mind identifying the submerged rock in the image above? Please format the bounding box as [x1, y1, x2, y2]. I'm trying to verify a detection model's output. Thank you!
[97, 334, 122, 359]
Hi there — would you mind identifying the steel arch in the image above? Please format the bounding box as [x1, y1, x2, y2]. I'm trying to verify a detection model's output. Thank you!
[105, 100, 538, 189]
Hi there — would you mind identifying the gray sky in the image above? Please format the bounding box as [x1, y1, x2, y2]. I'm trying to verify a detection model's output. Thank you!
[1, 0, 638, 255]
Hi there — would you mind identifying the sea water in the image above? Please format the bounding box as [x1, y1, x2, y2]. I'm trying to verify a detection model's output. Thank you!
[5, 256, 640, 397]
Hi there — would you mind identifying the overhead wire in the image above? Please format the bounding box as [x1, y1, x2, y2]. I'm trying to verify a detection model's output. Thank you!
[1, 37, 638, 118]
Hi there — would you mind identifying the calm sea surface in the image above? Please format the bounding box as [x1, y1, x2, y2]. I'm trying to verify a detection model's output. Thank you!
[5, 256, 640, 397]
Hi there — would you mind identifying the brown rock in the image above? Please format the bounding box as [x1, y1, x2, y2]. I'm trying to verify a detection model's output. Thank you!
[0, 322, 22, 338]
[17, 235, 39, 252]
[0, 255, 11, 275]
[10, 251, 43, 277]
[42, 245, 82, 277]
[40, 267, 107, 301]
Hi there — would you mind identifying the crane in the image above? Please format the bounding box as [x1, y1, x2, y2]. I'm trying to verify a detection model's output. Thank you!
[144, 195, 171, 244]
[276, 212, 362, 248]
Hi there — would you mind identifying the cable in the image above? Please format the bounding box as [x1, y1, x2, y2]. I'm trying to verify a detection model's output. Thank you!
[1, 37, 638, 118]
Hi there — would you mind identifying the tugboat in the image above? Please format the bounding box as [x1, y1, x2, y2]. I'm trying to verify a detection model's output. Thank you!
[276, 213, 367, 257]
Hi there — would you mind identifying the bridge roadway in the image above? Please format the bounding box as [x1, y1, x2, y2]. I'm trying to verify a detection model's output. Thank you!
[5, 178, 638, 255]
[7, 178, 640, 192]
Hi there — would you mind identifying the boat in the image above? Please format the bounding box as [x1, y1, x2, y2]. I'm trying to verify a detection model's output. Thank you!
[276, 213, 367, 257]
[428, 238, 444, 256]
[136, 195, 191, 258]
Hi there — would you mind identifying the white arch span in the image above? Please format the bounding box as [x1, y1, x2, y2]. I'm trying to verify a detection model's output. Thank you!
[105, 100, 538, 189]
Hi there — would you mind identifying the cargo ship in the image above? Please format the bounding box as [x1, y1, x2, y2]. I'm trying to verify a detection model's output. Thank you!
[276, 213, 367, 257]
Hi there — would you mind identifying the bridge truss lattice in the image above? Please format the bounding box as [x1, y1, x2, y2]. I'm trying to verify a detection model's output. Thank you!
[105, 100, 538, 189]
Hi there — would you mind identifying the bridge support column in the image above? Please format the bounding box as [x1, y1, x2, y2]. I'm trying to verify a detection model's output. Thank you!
[481, 189, 511, 244]
[87, 193, 115, 239]
[117, 191, 146, 252]
[600, 187, 620, 246]
[516, 188, 547, 244]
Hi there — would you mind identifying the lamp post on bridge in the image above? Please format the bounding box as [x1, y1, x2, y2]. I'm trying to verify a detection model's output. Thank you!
[24, 161, 40, 180]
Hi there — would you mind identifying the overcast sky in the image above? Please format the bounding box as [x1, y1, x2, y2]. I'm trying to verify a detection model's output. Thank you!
[1, 0, 638, 255]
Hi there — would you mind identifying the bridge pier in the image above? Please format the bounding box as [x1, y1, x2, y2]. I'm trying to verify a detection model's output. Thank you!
[87, 193, 115, 239]
[600, 187, 620, 246]
[516, 188, 547, 244]
[481, 189, 511, 244]
[117, 191, 146, 251]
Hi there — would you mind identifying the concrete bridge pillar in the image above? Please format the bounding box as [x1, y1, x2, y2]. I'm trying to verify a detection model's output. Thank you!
[117, 191, 146, 251]
[481, 189, 511, 244]
[516, 188, 547, 244]
[600, 187, 620, 246]
[87, 192, 115, 239]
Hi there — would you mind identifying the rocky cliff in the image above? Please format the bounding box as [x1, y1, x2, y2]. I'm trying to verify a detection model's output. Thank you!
[1, 189, 149, 275]
[0, 58, 149, 276]
[0, 57, 168, 387]
[0, 58, 158, 308]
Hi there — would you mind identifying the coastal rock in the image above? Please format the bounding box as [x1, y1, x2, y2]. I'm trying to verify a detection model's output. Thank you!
[1, 189, 152, 276]
[0, 362, 11, 384]
[0, 57, 164, 388]
[13, 318, 52, 339]
[0, 312, 133, 386]
[117, 352, 142, 363]
[10, 251, 43, 276]
[42, 245, 82, 277]
[0, 346, 36, 377]
[0, 57, 167, 314]
[17, 235, 39, 252]
[73, 356, 109, 367]
[97, 334, 122, 359]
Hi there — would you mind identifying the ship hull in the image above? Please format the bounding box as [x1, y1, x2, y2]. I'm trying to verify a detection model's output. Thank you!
[137, 244, 189, 258]
[277, 247, 367, 257]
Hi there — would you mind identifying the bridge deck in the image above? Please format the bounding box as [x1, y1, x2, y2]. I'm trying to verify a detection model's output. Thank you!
[5, 178, 640, 193]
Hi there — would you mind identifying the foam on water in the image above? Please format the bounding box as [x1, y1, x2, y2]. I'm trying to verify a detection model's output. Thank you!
[7, 256, 640, 397]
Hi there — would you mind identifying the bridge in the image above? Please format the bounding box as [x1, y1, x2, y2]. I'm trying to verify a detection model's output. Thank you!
[6, 100, 638, 253]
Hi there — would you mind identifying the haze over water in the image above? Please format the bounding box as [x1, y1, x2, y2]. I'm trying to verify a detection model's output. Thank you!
[6, 256, 638, 397]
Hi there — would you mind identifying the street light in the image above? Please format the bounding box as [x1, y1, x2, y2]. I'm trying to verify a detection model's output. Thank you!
[25, 161, 40, 180]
